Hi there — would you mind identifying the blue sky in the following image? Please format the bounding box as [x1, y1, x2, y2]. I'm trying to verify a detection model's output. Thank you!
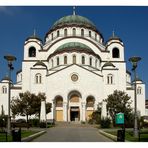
[0, 6, 148, 98]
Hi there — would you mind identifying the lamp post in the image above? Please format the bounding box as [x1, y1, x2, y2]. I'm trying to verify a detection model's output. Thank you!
[129, 56, 141, 137]
[4, 55, 16, 134]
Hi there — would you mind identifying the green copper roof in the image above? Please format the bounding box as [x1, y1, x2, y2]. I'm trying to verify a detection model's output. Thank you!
[57, 42, 92, 51]
[102, 62, 115, 68]
[52, 15, 96, 30]
[33, 61, 47, 68]
[48, 42, 101, 59]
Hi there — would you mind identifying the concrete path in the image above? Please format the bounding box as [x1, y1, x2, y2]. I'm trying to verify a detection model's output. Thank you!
[32, 123, 113, 142]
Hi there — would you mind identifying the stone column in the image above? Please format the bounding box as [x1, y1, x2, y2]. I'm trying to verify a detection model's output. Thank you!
[40, 100, 46, 122]
[101, 100, 107, 118]
[51, 99, 55, 120]
[81, 102, 86, 122]
[63, 102, 68, 122]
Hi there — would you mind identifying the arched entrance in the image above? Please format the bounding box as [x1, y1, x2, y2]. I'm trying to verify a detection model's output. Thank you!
[86, 96, 95, 121]
[55, 96, 63, 121]
[70, 94, 80, 121]
[68, 91, 81, 122]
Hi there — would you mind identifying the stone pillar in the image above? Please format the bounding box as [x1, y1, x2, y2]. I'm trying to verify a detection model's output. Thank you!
[51, 99, 55, 120]
[81, 102, 86, 122]
[40, 100, 46, 122]
[63, 102, 68, 121]
[94, 103, 98, 110]
[101, 100, 107, 118]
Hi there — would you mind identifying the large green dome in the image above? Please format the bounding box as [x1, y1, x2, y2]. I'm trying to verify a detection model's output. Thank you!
[51, 15, 96, 30]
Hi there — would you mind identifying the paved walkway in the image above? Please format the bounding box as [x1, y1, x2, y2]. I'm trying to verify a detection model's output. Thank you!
[32, 123, 113, 142]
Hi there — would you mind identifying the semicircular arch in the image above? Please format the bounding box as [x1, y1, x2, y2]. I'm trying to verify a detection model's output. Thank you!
[45, 37, 104, 61]
[68, 90, 82, 101]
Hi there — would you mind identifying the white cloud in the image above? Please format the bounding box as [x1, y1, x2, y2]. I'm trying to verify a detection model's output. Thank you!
[0, 6, 13, 15]
[0, 6, 18, 15]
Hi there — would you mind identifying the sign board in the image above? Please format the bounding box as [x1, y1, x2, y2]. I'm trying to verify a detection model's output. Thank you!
[115, 113, 124, 124]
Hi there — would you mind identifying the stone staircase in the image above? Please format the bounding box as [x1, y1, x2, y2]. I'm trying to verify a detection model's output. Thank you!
[55, 121, 97, 128]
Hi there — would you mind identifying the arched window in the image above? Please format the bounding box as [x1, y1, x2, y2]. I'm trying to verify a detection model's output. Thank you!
[64, 56, 67, 64]
[64, 29, 67, 36]
[73, 28, 76, 36]
[112, 48, 120, 58]
[107, 74, 113, 84]
[29, 47, 36, 57]
[57, 30, 60, 37]
[35, 73, 42, 84]
[81, 29, 84, 37]
[51, 33, 53, 40]
[89, 57, 92, 66]
[57, 57, 59, 66]
[86, 96, 95, 107]
[73, 55, 76, 64]
[82, 56, 85, 64]
[2, 86, 7, 94]
[55, 96, 63, 107]
[95, 33, 97, 41]
[89, 31, 91, 37]
[95, 59, 98, 68]
[51, 59, 54, 68]
[137, 87, 142, 95]
[70, 94, 79, 102]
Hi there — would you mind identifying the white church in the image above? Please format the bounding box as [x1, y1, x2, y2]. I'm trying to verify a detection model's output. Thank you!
[0, 9, 146, 122]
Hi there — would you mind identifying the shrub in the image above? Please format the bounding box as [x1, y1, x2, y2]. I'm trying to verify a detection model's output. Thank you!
[88, 119, 94, 124]
[139, 116, 148, 128]
[39, 122, 46, 128]
[29, 119, 40, 127]
[100, 117, 111, 128]
[88, 111, 101, 125]
[81, 121, 85, 124]
[0, 115, 7, 128]
[124, 113, 134, 128]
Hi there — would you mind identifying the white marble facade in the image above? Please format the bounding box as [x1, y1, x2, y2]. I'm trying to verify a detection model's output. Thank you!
[0, 11, 146, 122]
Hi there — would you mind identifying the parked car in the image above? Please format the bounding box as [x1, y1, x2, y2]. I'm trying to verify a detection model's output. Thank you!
[15, 119, 26, 123]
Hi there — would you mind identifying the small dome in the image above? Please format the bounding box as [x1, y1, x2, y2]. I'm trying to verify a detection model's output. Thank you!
[133, 76, 143, 82]
[102, 61, 115, 68]
[33, 61, 47, 68]
[54, 42, 96, 56]
[25, 31, 42, 42]
[57, 42, 92, 52]
[52, 15, 96, 31]
[107, 31, 122, 43]
[1, 76, 10, 81]
[1, 76, 12, 83]
[108, 36, 122, 42]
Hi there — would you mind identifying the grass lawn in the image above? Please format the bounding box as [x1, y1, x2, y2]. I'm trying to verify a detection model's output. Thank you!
[0, 130, 39, 142]
[105, 129, 148, 142]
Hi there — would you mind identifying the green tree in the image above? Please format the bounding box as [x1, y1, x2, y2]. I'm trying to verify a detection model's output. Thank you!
[31, 92, 52, 118]
[11, 91, 34, 123]
[11, 91, 52, 122]
[88, 103, 102, 124]
[105, 90, 133, 127]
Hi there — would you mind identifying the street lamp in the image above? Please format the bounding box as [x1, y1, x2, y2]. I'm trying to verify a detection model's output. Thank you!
[4, 55, 16, 134]
[129, 56, 141, 137]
